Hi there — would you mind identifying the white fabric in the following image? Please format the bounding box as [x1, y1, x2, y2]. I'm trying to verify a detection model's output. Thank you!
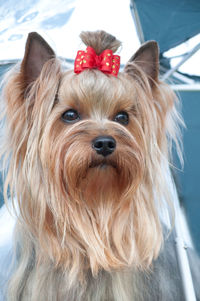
[0, 202, 16, 301]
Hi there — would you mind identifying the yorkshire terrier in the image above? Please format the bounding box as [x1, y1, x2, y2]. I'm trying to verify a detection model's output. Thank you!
[1, 30, 200, 300]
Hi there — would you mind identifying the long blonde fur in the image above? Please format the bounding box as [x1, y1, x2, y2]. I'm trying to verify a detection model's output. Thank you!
[1, 31, 183, 301]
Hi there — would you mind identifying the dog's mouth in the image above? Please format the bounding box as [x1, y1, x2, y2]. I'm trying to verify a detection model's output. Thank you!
[89, 159, 117, 170]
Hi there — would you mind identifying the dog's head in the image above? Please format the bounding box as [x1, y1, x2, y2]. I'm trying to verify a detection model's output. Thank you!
[2, 31, 181, 282]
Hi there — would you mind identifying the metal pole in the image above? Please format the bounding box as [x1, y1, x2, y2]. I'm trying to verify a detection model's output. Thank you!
[173, 192, 197, 301]
[162, 42, 200, 81]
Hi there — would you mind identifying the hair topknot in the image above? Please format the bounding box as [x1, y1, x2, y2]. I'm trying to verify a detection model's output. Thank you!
[80, 30, 121, 55]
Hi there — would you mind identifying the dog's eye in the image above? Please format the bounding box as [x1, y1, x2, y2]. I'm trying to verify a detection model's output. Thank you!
[61, 109, 80, 123]
[114, 111, 129, 125]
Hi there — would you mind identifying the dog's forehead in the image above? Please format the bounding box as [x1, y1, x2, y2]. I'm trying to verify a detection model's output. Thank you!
[58, 70, 135, 115]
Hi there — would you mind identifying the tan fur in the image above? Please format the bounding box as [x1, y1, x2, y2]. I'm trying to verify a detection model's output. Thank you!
[80, 30, 121, 55]
[1, 31, 183, 300]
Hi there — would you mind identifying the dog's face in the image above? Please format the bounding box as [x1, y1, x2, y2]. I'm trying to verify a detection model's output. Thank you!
[4, 31, 176, 281]
[43, 70, 145, 205]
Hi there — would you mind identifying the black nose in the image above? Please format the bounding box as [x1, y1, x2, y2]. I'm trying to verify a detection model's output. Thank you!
[92, 136, 116, 157]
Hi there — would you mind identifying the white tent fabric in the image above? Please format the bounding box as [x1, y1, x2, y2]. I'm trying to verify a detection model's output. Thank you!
[0, 0, 139, 65]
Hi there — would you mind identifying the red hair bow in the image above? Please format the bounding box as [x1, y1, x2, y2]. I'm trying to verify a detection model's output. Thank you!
[74, 46, 120, 77]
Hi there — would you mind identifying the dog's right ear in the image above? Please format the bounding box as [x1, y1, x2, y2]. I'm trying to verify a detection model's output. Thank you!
[21, 32, 55, 88]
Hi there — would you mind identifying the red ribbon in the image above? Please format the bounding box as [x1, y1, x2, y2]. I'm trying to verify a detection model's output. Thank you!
[74, 46, 120, 77]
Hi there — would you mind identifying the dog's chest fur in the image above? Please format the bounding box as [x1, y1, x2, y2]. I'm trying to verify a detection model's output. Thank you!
[18, 231, 200, 301]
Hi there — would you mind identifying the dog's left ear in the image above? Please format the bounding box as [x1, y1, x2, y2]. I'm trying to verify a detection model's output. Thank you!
[21, 32, 55, 88]
[124, 41, 159, 87]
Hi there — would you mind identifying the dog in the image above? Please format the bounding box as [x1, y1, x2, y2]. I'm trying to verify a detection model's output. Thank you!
[0, 30, 200, 300]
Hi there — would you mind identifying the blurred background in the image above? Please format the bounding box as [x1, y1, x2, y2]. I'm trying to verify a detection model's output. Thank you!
[0, 0, 200, 255]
